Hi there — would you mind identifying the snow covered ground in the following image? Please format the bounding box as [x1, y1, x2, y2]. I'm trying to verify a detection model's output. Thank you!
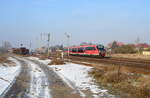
[0, 57, 21, 97]
[49, 63, 114, 98]
[28, 57, 51, 65]
[28, 57, 114, 98]
[23, 59, 51, 98]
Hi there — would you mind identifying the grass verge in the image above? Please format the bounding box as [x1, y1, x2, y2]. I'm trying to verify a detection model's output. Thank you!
[49, 57, 65, 65]
[89, 65, 150, 98]
[0, 53, 10, 63]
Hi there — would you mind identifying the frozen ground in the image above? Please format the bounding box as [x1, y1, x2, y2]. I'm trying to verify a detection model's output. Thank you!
[22, 59, 51, 98]
[28, 57, 51, 65]
[29, 57, 114, 98]
[0, 57, 21, 97]
[49, 63, 114, 98]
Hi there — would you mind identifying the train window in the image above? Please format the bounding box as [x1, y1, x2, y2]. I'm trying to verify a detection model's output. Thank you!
[75, 48, 78, 52]
[69, 48, 72, 52]
[72, 48, 78, 52]
[63, 48, 68, 51]
[78, 48, 84, 52]
[97, 45, 105, 50]
[97, 45, 104, 49]
[85, 47, 96, 50]
[72, 48, 74, 52]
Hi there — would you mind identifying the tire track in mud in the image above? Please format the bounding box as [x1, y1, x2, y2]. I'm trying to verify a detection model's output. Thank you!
[28, 59, 85, 98]
[25, 59, 51, 98]
[3, 57, 93, 98]
[4, 58, 30, 98]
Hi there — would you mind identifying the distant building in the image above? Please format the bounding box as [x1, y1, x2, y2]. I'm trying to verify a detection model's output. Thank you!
[143, 51, 150, 55]
[136, 43, 150, 48]
[108, 41, 150, 49]
[35, 47, 47, 54]
[107, 41, 124, 48]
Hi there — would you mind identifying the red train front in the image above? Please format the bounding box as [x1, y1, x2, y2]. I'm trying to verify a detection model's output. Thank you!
[64, 44, 106, 57]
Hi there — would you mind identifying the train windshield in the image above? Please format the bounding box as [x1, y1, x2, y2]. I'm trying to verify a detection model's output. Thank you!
[97, 45, 105, 51]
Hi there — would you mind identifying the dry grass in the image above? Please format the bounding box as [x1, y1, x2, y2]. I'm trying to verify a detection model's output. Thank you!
[49, 57, 65, 65]
[89, 65, 150, 98]
[34, 53, 49, 60]
[48, 51, 65, 65]
[112, 53, 150, 60]
[0, 56, 8, 63]
[0, 53, 10, 63]
[39, 55, 48, 60]
[0, 53, 15, 66]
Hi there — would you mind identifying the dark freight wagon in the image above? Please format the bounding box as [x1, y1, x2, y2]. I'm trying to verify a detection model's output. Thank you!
[12, 47, 29, 55]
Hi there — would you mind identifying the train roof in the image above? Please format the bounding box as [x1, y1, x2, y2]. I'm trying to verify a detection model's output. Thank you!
[64, 44, 105, 49]
[68, 45, 98, 49]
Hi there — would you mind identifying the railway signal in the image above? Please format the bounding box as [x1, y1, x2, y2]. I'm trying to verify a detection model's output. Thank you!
[41, 33, 51, 56]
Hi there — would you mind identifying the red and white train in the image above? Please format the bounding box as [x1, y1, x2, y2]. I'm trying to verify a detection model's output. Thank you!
[64, 44, 106, 57]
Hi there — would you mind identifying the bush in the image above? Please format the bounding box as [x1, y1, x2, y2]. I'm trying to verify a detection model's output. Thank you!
[112, 45, 137, 54]
[48, 51, 65, 65]
[49, 57, 65, 65]
[144, 48, 150, 51]
[89, 68, 150, 98]
[0, 53, 11, 64]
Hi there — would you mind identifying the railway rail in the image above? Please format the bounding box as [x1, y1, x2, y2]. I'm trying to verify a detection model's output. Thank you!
[66, 55, 150, 72]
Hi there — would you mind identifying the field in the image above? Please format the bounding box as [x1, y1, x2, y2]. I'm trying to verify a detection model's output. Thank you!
[89, 64, 150, 98]
[67, 55, 150, 98]
[111, 54, 150, 60]
[0, 53, 11, 64]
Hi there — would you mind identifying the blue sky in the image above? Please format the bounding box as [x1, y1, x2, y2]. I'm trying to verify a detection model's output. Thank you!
[0, 0, 150, 48]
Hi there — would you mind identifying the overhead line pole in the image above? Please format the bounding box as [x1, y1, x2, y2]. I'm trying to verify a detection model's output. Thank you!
[29, 40, 32, 54]
[65, 32, 70, 57]
[47, 33, 50, 57]
[40, 33, 51, 57]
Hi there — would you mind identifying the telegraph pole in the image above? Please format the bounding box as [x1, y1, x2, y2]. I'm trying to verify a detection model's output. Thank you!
[65, 32, 70, 57]
[40, 33, 51, 56]
[47, 33, 50, 56]
[29, 40, 32, 54]
[135, 37, 140, 54]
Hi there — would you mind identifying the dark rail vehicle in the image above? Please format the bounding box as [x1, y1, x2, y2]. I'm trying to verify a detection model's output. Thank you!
[12, 47, 29, 55]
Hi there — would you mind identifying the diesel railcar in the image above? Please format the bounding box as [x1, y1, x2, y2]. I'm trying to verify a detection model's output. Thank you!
[64, 44, 106, 57]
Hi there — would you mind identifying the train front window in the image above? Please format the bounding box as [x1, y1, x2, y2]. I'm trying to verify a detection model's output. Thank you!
[85, 47, 96, 50]
[97, 45, 105, 51]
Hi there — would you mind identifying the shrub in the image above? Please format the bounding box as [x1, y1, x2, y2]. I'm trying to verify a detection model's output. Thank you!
[49, 57, 65, 65]
[89, 67, 150, 98]
[112, 45, 137, 54]
[144, 48, 150, 51]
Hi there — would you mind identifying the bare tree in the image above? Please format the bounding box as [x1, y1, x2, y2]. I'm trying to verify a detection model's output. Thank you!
[2, 41, 12, 50]
[135, 37, 140, 45]
[135, 37, 140, 54]
[111, 41, 118, 49]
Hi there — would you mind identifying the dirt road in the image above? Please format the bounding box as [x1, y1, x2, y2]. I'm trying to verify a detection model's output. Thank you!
[4, 58, 30, 98]
[1, 56, 116, 98]
[3, 57, 85, 98]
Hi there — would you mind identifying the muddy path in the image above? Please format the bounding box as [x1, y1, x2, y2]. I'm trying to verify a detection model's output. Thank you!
[3, 56, 111, 98]
[4, 58, 30, 98]
[28, 59, 85, 98]
[2, 57, 87, 98]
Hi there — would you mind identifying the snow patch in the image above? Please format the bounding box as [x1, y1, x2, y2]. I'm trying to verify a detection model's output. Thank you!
[28, 57, 51, 65]
[49, 63, 114, 98]
[28, 56, 114, 98]
[24, 59, 51, 98]
[0, 57, 21, 97]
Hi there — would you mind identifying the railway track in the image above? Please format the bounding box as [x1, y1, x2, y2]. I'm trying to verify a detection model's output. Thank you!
[110, 57, 150, 64]
[67, 55, 150, 71]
